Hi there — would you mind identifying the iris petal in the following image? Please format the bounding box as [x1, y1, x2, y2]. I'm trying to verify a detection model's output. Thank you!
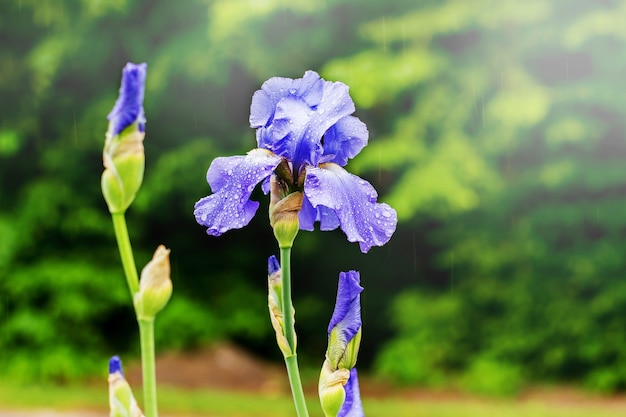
[304, 164, 397, 253]
[320, 116, 368, 166]
[194, 149, 282, 236]
[299, 195, 340, 231]
[328, 271, 363, 341]
[338, 368, 364, 417]
[250, 70, 357, 171]
[107, 62, 147, 136]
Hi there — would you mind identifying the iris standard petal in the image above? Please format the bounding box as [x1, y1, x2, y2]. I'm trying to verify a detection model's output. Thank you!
[328, 271, 363, 341]
[107, 62, 147, 136]
[289, 78, 355, 169]
[194, 149, 282, 236]
[304, 164, 397, 253]
[251, 70, 356, 171]
[250, 70, 324, 129]
[338, 368, 364, 417]
[320, 116, 368, 166]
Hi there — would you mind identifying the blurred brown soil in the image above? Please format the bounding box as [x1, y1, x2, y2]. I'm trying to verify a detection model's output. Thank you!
[126, 342, 290, 394]
[123, 342, 626, 410]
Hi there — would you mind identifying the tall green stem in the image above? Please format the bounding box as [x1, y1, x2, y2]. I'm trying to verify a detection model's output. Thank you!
[111, 212, 158, 417]
[139, 318, 158, 417]
[111, 213, 139, 295]
[280, 246, 309, 417]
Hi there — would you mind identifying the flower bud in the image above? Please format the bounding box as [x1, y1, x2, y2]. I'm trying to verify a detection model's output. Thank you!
[269, 175, 303, 249]
[319, 271, 365, 417]
[134, 245, 172, 320]
[267, 255, 296, 357]
[108, 356, 144, 417]
[318, 359, 350, 417]
[102, 62, 147, 214]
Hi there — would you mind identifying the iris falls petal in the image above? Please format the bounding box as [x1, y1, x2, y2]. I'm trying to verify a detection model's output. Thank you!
[194, 149, 282, 236]
[304, 164, 397, 253]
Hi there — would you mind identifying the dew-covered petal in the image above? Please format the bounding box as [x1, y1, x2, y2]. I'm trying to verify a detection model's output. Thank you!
[250, 70, 324, 129]
[107, 62, 147, 136]
[320, 116, 368, 166]
[251, 71, 356, 171]
[338, 368, 364, 417]
[304, 164, 397, 253]
[194, 149, 282, 236]
[299, 194, 340, 231]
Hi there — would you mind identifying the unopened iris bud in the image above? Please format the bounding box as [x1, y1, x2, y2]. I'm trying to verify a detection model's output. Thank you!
[319, 271, 364, 417]
[134, 245, 172, 320]
[108, 356, 145, 417]
[102, 62, 147, 214]
[269, 175, 303, 249]
[267, 255, 296, 357]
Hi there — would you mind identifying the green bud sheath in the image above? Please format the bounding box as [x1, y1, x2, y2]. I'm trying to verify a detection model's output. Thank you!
[270, 191, 303, 249]
[109, 371, 145, 417]
[318, 359, 350, 417]
[268, 264, 296, 357]
[102, 128, 145, 214]
[338, 327, 362, 371]
[134, 245, 172, 320]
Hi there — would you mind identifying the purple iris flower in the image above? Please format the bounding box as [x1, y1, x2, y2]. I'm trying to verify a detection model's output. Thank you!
[194, 70, 397, 253]
[339, 368, 364, 417]
[107, 62, 147, 136]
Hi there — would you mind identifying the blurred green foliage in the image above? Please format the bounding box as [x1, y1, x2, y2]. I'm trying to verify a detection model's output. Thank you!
[2, 0, 626, 394]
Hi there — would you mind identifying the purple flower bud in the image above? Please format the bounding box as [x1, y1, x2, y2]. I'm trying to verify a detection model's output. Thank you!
[268, 255, 280, 275]
[109, 355, 123, 376]
[107, 62, 147, 137]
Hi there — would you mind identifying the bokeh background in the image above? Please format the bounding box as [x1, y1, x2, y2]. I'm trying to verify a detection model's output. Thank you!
[2, 0, 626, 396]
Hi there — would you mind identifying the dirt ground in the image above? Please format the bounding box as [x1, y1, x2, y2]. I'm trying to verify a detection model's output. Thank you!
[125, 342, 290, 394]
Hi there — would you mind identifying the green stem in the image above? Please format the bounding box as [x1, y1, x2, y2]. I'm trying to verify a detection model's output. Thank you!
[111, 212, 140, 295]
[280, 246, 309, 417]
[139, 318, 158, 417]
[111, 212, 158, 416]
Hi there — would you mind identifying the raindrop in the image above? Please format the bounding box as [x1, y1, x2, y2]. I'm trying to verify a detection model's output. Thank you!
[289, 88, 297, 94]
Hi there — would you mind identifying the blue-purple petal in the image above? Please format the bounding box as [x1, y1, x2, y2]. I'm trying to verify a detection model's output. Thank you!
[328, 271, 363, 341]
[107, 62, 147, 136]
[304, 164, 397, 253]
[338, 368, 364, 417]
[250, 70, 356, 171]
[320, 116, 368, 167]
[267, 255, 280, 275]
[299, 195, 340, 231]
[109, 355, 123, 376]
[194, 149, 282, 236]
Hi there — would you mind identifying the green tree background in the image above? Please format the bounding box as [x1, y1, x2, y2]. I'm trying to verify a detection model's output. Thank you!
[2, 0, 626, 394]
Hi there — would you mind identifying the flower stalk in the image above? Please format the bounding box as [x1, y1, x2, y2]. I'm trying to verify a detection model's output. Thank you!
[280, 246, 309, 417]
